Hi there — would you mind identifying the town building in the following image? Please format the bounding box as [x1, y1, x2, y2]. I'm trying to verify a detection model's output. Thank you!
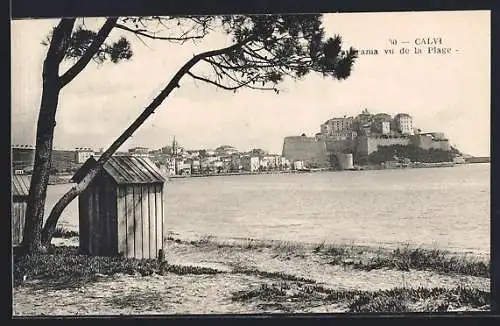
[128, 147, 150, 157]
[241, 156, 260, 172]
[164, 157, 176, 176]
[75, 147, 94, 164]
[293, 160, 305, 170]
[230, 154, 241, 172]
[215, 145, 239, 157]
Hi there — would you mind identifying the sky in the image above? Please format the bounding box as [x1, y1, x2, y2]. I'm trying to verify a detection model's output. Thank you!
[11, 11, 490, 156]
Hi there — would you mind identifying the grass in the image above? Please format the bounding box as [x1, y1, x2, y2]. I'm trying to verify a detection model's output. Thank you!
[13, 246, 223, 290]
[357, 246, 490, 277]
[232, 266, 317, 284]
[104, 290, 165, 310]
[170, 235, 490, 278]
[232, 282, 490, 312]
[52, 227, 79, 239]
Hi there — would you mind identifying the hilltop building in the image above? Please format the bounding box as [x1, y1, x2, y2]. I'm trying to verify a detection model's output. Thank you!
[394, 113, 413, 135]
[282, 109, 453, 169]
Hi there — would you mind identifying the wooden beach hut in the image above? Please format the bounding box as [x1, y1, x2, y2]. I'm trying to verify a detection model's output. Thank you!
[72, 156, 166, 259]
[12, 174, 31, 246]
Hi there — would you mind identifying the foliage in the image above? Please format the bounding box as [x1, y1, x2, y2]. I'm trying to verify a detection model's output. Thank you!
[174, 235, 489, 278]
[42, 26, 133, 64]
[314, 243, 489, 278]
[232, 282, 490, 312]
[52, 227, 79, 238]
[13, 246, 222, 289]
[45, 15, 357, 92]
[368, 144, 455, 164]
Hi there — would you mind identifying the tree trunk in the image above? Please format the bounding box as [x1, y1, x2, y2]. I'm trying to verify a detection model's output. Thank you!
[41, 38, 253, 247]
[21, 19, 76, 256]
[21, 82, 61, 255]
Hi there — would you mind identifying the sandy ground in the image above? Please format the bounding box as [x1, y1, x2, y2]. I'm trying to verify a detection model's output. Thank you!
[12, 236, 490, 315]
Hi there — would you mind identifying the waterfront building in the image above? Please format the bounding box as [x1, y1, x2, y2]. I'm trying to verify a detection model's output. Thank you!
[75, 147, 94, 164]
[241, 156, 260, 172]
[282, 157, 291, 170]
[214, 160, 224, 173]
[230, 154, 242, 172]
[293, 160, 305, 170]
[259, 158, 269, 170]
[191, 159, 201, 174]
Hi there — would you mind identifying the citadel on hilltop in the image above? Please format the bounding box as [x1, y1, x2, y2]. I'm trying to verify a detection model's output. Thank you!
[282, 109, 454, 170]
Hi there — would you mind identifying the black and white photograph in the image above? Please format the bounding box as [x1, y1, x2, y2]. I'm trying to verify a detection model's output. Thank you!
[11, 9, 491, 315]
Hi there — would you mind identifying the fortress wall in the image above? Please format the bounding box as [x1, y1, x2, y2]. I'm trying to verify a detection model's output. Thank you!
[410, 135, 433, 150]
[432, 140, 451, 151]
[410, 135, 451, 151]
[282, 136, 329, 168]
[324, 139, 356, 153]
[357, 136, 411, 156]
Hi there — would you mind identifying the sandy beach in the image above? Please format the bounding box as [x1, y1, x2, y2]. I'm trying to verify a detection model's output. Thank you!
[12, 233, 490, 315]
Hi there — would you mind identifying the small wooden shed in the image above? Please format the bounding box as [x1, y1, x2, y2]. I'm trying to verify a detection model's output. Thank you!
[12, 174, 31, 246]
[72, 156, 166, 259]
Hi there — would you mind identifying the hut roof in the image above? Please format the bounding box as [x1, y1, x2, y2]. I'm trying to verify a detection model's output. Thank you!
[12, 174, 31, 197]
[72, 156, 165, 185]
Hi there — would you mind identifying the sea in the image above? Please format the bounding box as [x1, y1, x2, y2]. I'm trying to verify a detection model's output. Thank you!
[45, 163, 490, 255]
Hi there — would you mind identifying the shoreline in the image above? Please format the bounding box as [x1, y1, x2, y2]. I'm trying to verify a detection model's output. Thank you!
[13, 233, 490, 315]
[43, 162, 487, 184]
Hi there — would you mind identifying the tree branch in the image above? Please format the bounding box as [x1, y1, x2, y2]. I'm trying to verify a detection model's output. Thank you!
[187, 71, 251, 91]
[42, 36, 256, 245]
[59, 17, 118, 88]
[115, 23, 206, 42]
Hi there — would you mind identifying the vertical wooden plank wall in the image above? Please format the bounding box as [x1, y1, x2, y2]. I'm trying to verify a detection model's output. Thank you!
[78, 181, 165, 259]
[87, 188, 94, 255]
[79, 192, 89, 254]
[141, 186, 150, 259]
[148, 185, 157, 259]
[90, 187, 100, 256]
[125, 186, 135, 258]
[117, 186, 127, 257]
[14, 202, 27, 245]
[133, 185, 143, 259]
[155, 184, 163, 258]
[11, 202, 22, 246]
[18, 202, 26, 245]
[109, 186, 118, 256]
[98, 184, 107, 256]
[100, 181, 117, 256]
[161, 184, 167, 255]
